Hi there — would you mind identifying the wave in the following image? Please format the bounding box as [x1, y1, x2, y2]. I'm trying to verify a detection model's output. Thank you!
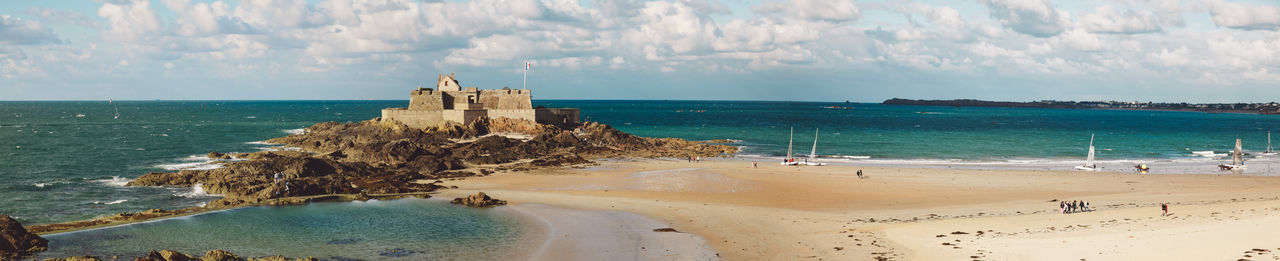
[283, 128, 308, 135]
[245, 141, 278, 145]
[154, 154, 238, 171]
[155, 161, 224, 171]
[175, 183, 216, 198]
[94, 176, 132, 187]
[94, 199, 128, 205]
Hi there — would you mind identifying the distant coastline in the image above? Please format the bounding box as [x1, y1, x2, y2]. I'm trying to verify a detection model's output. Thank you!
[883, 98, 1280, 115]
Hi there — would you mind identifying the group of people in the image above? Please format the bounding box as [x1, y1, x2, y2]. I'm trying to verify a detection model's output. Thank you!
[1059, 200, 1091, 214]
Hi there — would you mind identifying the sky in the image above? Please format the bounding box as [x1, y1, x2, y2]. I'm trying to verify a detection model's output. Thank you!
[0, 0, 1278, 102]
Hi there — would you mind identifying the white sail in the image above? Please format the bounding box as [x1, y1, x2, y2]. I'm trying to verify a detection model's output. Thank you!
[1075, 134, 1097, 171]
[1259, 131, 1269, 154]
[1233, 138, 1244, 165]
[1086, 134, 1095, 167]
[809, 128, 818, 159]
[786, 127, 794, 161]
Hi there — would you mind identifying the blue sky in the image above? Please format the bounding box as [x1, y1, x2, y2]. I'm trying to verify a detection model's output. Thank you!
[1, 0, 1278, 102]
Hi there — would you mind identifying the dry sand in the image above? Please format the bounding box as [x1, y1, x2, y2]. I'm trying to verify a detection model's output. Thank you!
[435, 158, 1280, 260]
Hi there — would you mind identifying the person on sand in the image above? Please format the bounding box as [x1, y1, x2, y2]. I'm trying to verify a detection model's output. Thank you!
[1060, 201, 1066, 214]
[752, 161, 757, 168]
[857, 170, 863, 179]
[1161, 203, 1168, 216]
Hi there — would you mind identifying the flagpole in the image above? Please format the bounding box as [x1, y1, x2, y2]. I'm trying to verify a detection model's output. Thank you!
[523, 61, 527, 90]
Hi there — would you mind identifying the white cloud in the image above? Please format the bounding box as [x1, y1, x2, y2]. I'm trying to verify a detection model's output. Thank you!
[1205, 36, 1279, 70]
[1150, 46, 1191, 67]
[1052, 29, 1104, 51]
[978, 0, 1071, 37]
[98, 0, 161, 42]
[0, 14, 60, 45]
[755, 0, 861, 22]
[1079, 6, 1162, 34]
[626, 1, 722, 58]
[1206, 0, 1280, 31]
[1027, 42, 1053, 54]
[968, 41, 1025, 58]
[1140, 0, 1186, 28]
[27, 7, 98, 28]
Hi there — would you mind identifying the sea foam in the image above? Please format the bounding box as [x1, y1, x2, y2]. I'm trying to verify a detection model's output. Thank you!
[155, 155, 230, 171]
[175, 183, 217, 198]
[283, 128, 308, 135]
[94, 176, 132, 187]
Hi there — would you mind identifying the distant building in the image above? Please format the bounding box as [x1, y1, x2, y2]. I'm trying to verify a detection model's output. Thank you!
[381, 73, 579, 128]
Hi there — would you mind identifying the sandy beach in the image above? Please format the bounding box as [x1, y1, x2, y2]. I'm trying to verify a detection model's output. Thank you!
[435, 157, 1280, 260]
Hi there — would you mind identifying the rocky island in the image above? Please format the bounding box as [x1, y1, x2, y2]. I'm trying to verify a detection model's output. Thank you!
[10, 74, 736, 259]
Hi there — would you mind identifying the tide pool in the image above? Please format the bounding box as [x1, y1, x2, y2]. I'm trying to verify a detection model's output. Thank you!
[36, 199, 535, 260]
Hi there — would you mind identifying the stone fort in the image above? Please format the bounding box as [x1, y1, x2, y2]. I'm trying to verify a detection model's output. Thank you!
[381, 73, 579, 129]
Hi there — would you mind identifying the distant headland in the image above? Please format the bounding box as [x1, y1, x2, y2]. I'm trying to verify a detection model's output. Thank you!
[883, 98, 1280, 115]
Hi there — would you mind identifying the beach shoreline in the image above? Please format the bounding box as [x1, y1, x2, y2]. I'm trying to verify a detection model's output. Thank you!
[438, 157, 1280, 260]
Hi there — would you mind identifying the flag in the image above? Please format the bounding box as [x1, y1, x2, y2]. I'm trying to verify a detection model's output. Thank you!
[525, 61, 531, 71]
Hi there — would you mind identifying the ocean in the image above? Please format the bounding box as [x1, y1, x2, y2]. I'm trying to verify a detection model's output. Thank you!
[2, 100, 1279, 238]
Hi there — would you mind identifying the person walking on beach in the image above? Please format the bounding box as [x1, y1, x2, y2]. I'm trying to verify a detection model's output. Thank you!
[1060, 201, 1066, 214]
[752, 161, 758, 168]
[857, 170, 863, 179]
[1161, 203, 1168, 216]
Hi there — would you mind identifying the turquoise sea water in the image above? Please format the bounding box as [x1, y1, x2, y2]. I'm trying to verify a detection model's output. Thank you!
[3, 100, 1280, 227]
[35, 199, 531, 260]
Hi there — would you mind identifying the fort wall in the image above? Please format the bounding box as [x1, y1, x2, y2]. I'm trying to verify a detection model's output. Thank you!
[408, 89, 444, 110]
[382, 73, 579, 129]
[382, 108, 445, 128]
[486, 109, 537, 122]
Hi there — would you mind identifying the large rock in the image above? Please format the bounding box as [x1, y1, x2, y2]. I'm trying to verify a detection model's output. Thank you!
[450, 192, 507, 208]
[199, 250, 242, 261]
[0, 214, 47, 258]
[44, 256, 103, 261]
[136, 249, 197, 261]
[207, 151, 231, 160]
[124, 117, 735, 209]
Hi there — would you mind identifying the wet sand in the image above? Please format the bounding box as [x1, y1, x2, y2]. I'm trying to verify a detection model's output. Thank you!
[510, 203, 719, 260]
[436, 157, 1280, 260]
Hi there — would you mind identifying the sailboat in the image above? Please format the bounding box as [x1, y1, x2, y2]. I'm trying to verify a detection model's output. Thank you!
[1074, 134, 1098, 171]
[1264, 131, 1276, 156]
[111, 99, 120, 119]
[781, 127, 799, 165]
[1218, 138, 1246, 170]
[803, 128, 827, 166]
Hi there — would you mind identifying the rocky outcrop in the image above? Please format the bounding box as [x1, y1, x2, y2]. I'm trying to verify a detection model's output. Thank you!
[207, 151, 231, 160]
[27, 208, 204, 234]
[125, 117, 735, 209]
[200, 250, 241, 261]
[43, 256, 102, 261]
[450, 192, 507, 207]
[0, 214, 47, 259]
[47, 249, 315, 261]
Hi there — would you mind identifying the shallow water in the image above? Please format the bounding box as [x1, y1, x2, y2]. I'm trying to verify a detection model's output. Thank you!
[36, 199, 533, 260]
